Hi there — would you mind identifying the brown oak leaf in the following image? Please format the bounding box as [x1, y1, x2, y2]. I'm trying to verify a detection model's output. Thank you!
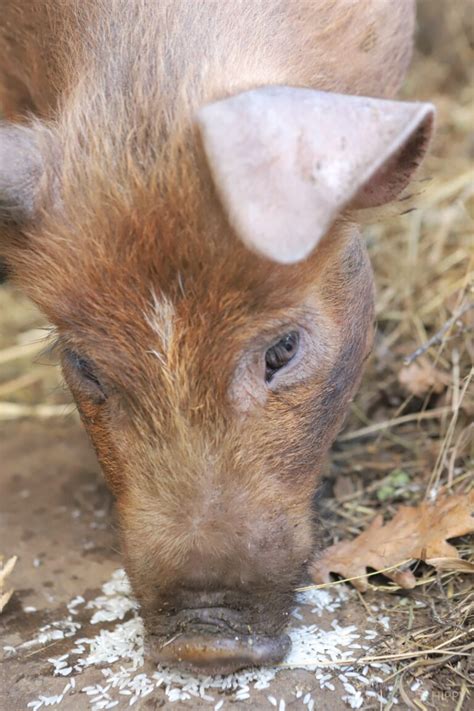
[398, 358, 450, 397]
[310, 491, 474, 591]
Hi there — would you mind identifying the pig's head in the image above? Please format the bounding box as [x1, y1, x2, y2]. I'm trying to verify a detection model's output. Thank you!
[0, 87, 433, 673]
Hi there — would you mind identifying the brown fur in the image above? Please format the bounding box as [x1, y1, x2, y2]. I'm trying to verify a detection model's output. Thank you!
[0, 0, 415, 664]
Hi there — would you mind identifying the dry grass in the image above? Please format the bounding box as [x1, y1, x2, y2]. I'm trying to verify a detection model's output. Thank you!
[0, 0, 472, 706]
[313, 3, 474, 702]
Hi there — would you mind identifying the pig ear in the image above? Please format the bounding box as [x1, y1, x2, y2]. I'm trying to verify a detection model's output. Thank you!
[197, 87, 435, 264]
[0, 123, 43, 226]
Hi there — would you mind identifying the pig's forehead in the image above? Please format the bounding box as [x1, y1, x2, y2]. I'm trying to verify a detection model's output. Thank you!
[41, 212, 342, 330]
[29, 195, 358, 363]
[54, 244, 324, 346]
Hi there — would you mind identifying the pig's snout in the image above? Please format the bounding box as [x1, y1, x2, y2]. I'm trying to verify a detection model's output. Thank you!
[149, 606, 290, 674]
[123, 485, 310, 674]
[148, 596, 290, 674]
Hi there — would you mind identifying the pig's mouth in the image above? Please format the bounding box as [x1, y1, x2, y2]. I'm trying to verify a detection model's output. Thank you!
[145, 605, 291, 674]
[150, 630, 291, 675]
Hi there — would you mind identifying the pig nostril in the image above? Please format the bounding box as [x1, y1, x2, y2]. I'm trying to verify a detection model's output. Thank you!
[150, 631, 291, 674]
[176, 606, 243, 633]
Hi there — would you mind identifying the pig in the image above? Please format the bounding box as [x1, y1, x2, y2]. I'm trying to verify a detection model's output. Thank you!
[0, 0, 434, 673]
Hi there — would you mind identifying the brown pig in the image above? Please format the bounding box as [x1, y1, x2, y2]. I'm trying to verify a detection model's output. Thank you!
[0, 1, 434, 673]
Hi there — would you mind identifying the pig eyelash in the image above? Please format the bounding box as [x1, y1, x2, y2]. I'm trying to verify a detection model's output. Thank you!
[63, 349, 108, 401]
[264, 330, 300, 383]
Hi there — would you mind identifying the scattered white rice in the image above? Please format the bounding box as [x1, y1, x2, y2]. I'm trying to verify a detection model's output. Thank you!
[9, 569, 429, 710]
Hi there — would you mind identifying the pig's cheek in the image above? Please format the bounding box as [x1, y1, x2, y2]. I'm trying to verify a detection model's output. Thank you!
[73, 393, 125, 496]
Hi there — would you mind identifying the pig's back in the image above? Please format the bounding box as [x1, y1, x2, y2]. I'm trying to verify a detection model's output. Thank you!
[0, 0, 415, 120]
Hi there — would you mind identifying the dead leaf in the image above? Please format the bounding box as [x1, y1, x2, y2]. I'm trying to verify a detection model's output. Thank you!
[0, 554, 17, 613]
[310, 491, 474, 591]
[424, 557, 474, 574]
[398, 357, 450, 397]
[0, 589, 14, 613]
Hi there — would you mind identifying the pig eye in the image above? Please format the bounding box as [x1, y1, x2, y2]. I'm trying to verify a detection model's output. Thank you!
[264, 331, 300, 383]
[64, 350, 107, 402]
